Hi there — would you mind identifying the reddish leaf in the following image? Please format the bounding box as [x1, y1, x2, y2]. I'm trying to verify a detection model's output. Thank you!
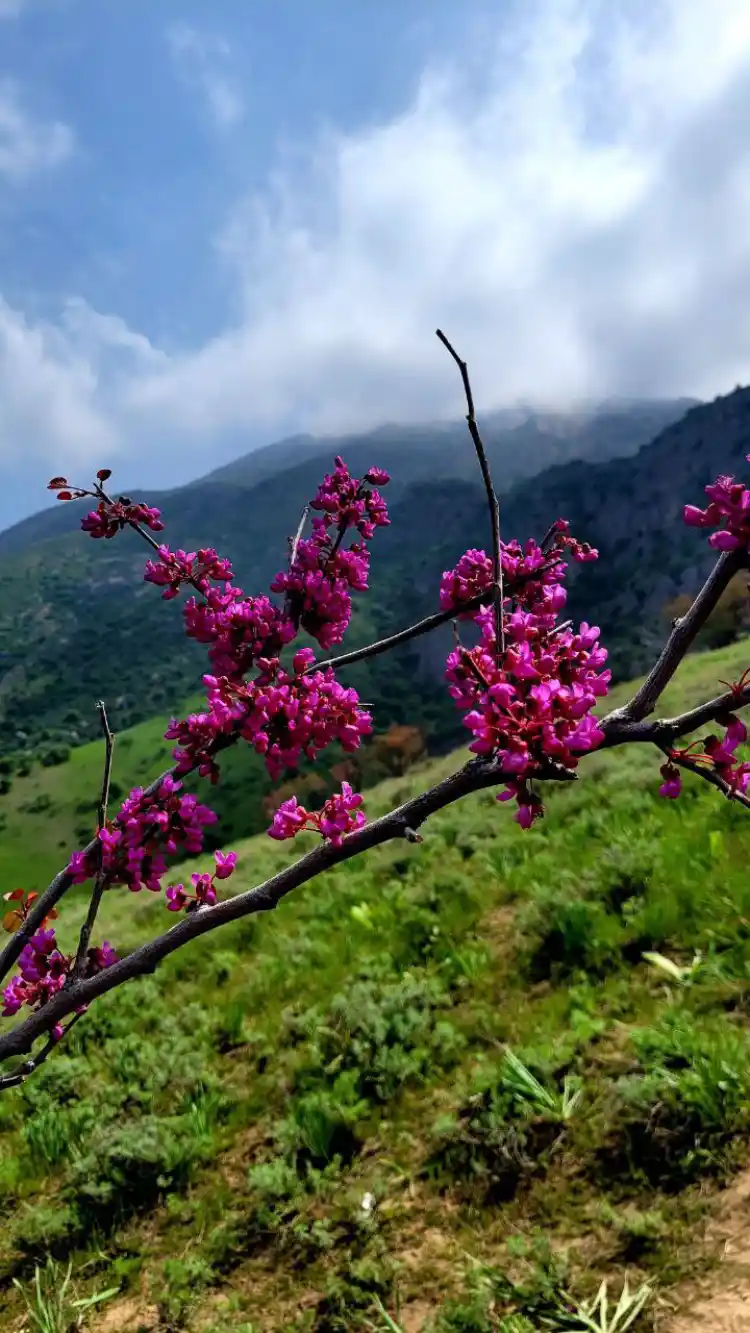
[96, 468, 112, 481]
[4, 888, 24, 902]
[47, 476, 68, 489]
[56, 490, 73, 501]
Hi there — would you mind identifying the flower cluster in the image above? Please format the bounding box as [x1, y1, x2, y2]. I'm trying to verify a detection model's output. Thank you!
[76, 457, 386, 789]
[271, 457, 390, 648]
[1, 928, 117, 1021]
[144, 547, 234, 600]
[48, 470, 165, 538]
[442, 528, 609, 827]
[80, 500, 165, 540]
[68, 775, 218, 894]
[183, 590, 296, 681]
[166, 849, 237, 913]
[440, 524, 597, 622]
[166, 649, 372, 783]
[268, 782, 366, 847]
[661, 714, 750, 801]
[684, 457, 750, 552]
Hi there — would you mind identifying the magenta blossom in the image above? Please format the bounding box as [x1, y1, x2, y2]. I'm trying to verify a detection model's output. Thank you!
[658, 762, 682, 800]
[268, 784, 366, 846]
[684, 460, 750, 553]
[165, 848, 237, 914]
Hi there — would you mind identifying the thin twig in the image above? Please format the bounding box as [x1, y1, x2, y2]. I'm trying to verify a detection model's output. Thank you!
[289, 505, 309, 568]
[0, 1012, 84, 1090]
[308, 554, 562, 677]
[308, 599, 484, 675]
[436, 329, 505, 657]
[73, 703, 115, 978]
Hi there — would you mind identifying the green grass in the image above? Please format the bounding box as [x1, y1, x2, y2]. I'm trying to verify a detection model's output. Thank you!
[2, 640, 750, 1329]
[0, 702, 178, 890]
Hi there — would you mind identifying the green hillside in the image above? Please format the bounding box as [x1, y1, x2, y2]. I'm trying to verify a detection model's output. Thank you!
[2, 641, 750, 1330]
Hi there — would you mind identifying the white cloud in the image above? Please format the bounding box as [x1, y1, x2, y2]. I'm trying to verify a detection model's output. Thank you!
[0, 80, 73, 181]
[167, 23, 244, 130]
[0, 300, 115, 470]
[4, 0, 750, 484]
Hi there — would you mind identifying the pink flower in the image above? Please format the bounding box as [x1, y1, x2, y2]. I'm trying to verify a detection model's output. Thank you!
[82, 499, 164, 540]
[2, 926, 75, 1018]
[213, 850, 237, 880]
[85, 941, 118, 974]
[659, 762, 682, 799]
[267, 784, 366, 846]
[268, 797, 309, 841]
[683, 462, 750, 552]
[317, 782, 366, 846]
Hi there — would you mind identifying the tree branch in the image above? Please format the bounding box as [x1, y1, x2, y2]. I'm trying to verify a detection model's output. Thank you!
[308, 598, 484, 676]
[664, 749, 750, 811]
[436, 330, 505, 656]
[289, 505, 309, 568]
[603, 549, 747, 726]
[73, 702, 115, 978]
[0, 1012, 84, 1090]
[0, 755, 577, 1066]
[600, 681, 750, 750]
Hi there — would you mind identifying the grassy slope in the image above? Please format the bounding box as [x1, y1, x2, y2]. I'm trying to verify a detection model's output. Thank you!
[0, 705, 177, 891]
[2, 642, 750, 1329]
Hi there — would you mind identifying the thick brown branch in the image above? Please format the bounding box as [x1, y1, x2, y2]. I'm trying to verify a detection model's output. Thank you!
[603, 549, 747, 726]
[436, 329, 505, 655]
[601, 681, 750, 750]
[0, 755, 577, 1065]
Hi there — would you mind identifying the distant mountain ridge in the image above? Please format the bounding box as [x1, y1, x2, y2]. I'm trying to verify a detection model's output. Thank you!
[0, 398, 694, 557]
[1, 390, 738, 764]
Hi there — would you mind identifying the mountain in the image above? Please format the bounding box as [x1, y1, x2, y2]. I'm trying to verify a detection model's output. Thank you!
[384, 385, 750, 679]
[0, 392, 727, 765]
[0, 398, 692, 558]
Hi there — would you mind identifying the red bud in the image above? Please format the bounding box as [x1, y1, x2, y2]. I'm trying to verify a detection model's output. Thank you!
[56, 491, 73, 501]
[96, 468, 112, 481]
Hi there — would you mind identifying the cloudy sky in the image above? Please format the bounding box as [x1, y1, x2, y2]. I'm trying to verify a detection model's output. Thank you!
[2, 0, 750, 530]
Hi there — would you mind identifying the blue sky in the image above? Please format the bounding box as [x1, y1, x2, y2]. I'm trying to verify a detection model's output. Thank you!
[2, 0, 750, 530]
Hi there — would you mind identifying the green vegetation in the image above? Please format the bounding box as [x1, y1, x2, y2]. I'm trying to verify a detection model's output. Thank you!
[0, 641, 750, 1326]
